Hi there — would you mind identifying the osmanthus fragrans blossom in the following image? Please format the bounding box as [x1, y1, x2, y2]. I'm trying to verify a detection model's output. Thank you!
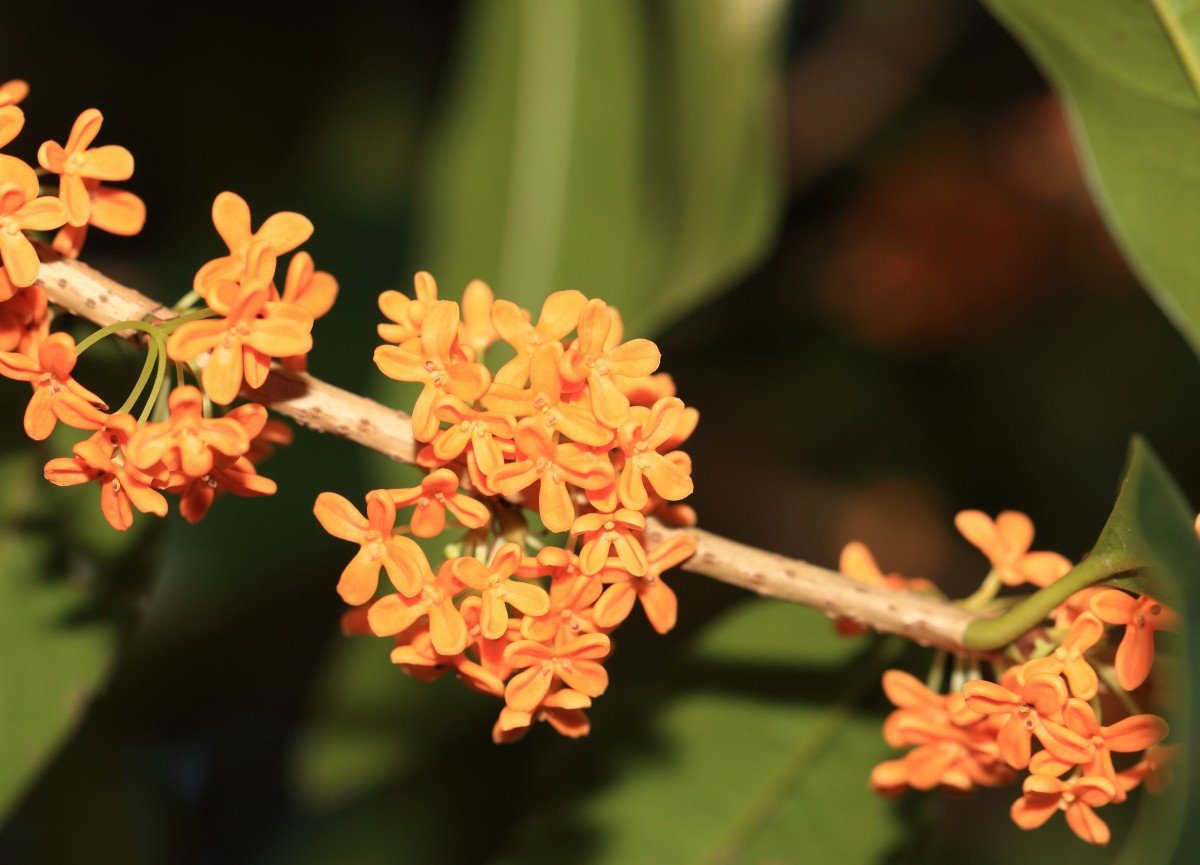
[0, 81, 338, 531]
[858, 508, 1179, 846]
[3, 76, 1189, 849]
[316, 272, 699, 742]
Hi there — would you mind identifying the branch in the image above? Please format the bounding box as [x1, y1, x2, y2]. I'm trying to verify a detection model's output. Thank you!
[34, 249, 984, 652]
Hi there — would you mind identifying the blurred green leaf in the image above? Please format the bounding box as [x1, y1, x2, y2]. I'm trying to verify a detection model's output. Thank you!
[1090, 440, 1200, 865]
[0, 448, 137, 820]
[418, 0, 786, 336]
[497, 602, 911, 865]
[984, 0, 1200, 357]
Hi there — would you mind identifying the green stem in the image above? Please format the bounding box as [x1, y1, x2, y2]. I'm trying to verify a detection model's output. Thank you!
[173, 290, 201, 312]
[115, 339, 159, 415]
[75, 320, 160, 355]
[960, 569, 1003, 611]
[962, 554, 1142, 652]
[159, 308, 217, 333]
[138, 333, 169, 424]
[925, 650, 947, 692]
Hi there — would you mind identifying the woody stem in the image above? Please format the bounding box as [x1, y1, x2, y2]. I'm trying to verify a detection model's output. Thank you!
[38, 246, 995, 653]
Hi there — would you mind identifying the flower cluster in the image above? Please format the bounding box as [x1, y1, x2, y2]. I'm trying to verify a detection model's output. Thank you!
[0, 81, 336, 530]
[863, 510, 1175, 846]
[316, 275, 698, 742]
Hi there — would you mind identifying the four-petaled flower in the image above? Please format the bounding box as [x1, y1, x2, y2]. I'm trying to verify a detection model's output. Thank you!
[125, 385, 251, 479]
[44, 413, 168, 531]
[615, 396, 694, 509]
[954, 510, 1072, 587]
[503, 632, 611, 712]
[490, 418, 615, 532]
[431, 397, 514, 476]
[571, 508, 648, 576]
[484, 342, 609, 446]
[387, 467, 490, 537]
[374, 299, 490, 441]
[593, 531, 696, 634]
[1089, 589, 1176, 691]
[1010, 774, 1116, 846]
[452, 543, 551, 639]
[366, 558, 470, 656]
[963, 673, 1091, 770]
[1019, 612, 1104, 700]
[194, 191, 313, 294]
[167, 242, 314, 404]
[0, 157, 68, 287]
[313, 490, 427, 603]
[492, 289, 586, 386]
[0, 331, 107, 440]
[560, 298, 661, 428]
[37, 109, 134, 227]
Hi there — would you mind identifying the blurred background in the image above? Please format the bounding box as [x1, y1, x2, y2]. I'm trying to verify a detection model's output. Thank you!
[1, 2, 1197, 863]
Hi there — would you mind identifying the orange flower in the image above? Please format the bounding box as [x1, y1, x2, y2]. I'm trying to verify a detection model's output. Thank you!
[125, 386, 252, 479]
[167, 243, 313, 404]
[50, 178, 146, 258]
[1019, 612, 1104, 700]
[194, 191, 313, 294]
[871, 670, 1010, 795]
[560, 298, 661, 428]
[593, 532, 696, 634]
[954, 509, 1072, 587]
[377, 271, 440, 348]
[571, 508, 648, 576]
[493, 687, 592, 744]
[503, 632, 610, 712]
[835, 542, 937, 636]
[1030, 697, 1168, 802]
[615, 397, 694, 509]
[0, 106, 23, 150]
[1117, 743, 1177, 796]
[451, 543, 551, 639]
[374, 299, 490, 441]
[0, 281, 47, 352]
[387, 467, 490, 537]
[175, 456, 277, 525]
[277, 251, 338, 371]
[491, 289, 586, 385]
[963, 673, 1091, 769]
[490, 419, 615, 532]
[484, 343, 610, 446]
[245, 417, 294, 465]
[0, 80, 27, 107]
[459, 279, 498, 357]
[366, 558, 470, 656]
[459, 594, 521, 687]
[520, 570, 602, 644]
[313, 490, 428, 603]
[0, 331, 107, 440]
[431, 397, 514, 476]
[37, 109, 134, 227]
[1010, 774, 1116, 845]
[44, 413, 168, 532]
[0, 158, 68, 287]
[1089, 589, 1175, 691]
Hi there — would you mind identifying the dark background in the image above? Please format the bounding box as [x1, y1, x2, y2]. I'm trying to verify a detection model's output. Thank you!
[1, 2, 1197, 863]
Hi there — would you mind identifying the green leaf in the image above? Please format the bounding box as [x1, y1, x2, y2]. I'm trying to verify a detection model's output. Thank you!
[417, 0, 786, 336]
[983, 0, 1200, 357]
[496, 602, 911, 864]
[0, 448, 138, 821]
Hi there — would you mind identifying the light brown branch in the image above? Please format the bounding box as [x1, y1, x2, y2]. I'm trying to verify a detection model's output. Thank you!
[34, 249, 983, 652]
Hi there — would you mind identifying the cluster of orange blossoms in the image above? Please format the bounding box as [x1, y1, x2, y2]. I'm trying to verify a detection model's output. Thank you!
[841, 510, 1178, 846]
[0, 80, 337, 529]
[315, 275, 699, 742]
